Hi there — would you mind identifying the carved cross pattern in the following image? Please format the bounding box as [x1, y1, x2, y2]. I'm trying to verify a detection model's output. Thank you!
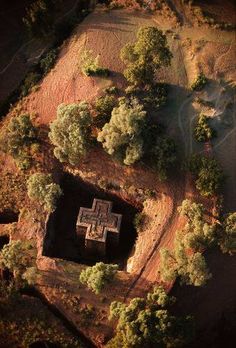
[77, 199, 122, 243]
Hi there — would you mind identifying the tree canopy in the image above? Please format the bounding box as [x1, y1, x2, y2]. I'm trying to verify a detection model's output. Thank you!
[49, 102, 92, 166]
[121, 26, 172, 86]
[0, 240, 36, 279]
[79, 262, 118, 294]
[187, 155, 224, 197]
[27, 173, 62, 212]
[97, 98, 146, 165]
[107, 286, 194, 348]
[220, 212, 236, 255]
[0, 114, 38, 170]
[160, 199, 214, 286]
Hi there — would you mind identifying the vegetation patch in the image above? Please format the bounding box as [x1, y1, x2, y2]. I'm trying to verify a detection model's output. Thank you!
[49, 102, 92, 166]
[191, 73, 207, 91]
[97, 97, 146, 165]
[79, 49, 110, 77]
[107, 286, 194, 347]
[160, 199, 215, 286]
[187, 155, 224, 197]
[27, 173, 62, 212]
[194, 113, 216, 142]
[121, 26, 172, 86]
[79, 262, 118, 294]
[0, 114, 39, 170]
[94, 94, 117, 128]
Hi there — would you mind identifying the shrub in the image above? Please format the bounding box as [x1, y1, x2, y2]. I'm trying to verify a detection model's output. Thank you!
[159, 198, 219, 286]
[219, 212, 236, 255]
[49, 102, 92, 165]
[104, 86, 119, 95]
[79, 262, 118, 294]
[27, 173, 62, 212]
[191, 73, 207, 91]
[20, 72, 41, 97]
[178, 199, 217, 251]
[133, 212, 145, 232]
[40, 48, 58, 74]
[142, 83, 168, 109]
[148, 137, 177, 181]
[120, 26, 172, 86]
[94, 95, 117, 127]
[0, 114, 38, 170]
[108, 286, 194, 348]
[194, 113, 215, 142]
[0, 240, 36, 279]
[79, 49, 110, 77]
[97, 98, 146, 165]
[187, 155, 224, 197]
[160, 243, 211, 287]
[125, 83, 168, 110]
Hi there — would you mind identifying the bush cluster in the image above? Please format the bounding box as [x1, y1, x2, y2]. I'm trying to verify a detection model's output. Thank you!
[27, 173, 62, 212]
[187, 155, 224, 197]
[220, 212, 236, 255]
[194, 113, 215, 142]
[107, 286, 194, 348]
[0, 240, 36, 280]
[79, 262, 118, 294]
[191, 73, 207, 91]
[79, 49, 110, 77]
[121, 26, 172, 86]
[94, 95, 117, 127]
[160, 199, 214, 286]
[0, 114, 39, 170]
[39, 48, 58, 74]
[126, 83, 168, 110]
[49, 102, 92, 166]
[97, 97, 146, 165]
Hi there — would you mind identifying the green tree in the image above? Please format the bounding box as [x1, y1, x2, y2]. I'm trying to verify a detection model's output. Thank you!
[159, 199, 215, 286]
[194, 113, 215, 142]
[0, 240, 36, 279]
[94, 95, 117, 127]
[0, 114, 38, 170]
[187, 155, 224, 197]
[107, 286, 194, 348]
[121, 26, 172, 86]
[79, 49, 109, 77]
[49, 102, 92, 165]
[97, 98, 146, 165]
[149, 137, 176, 181]
[79, 262, 118, 294]
[27, 173, 62, 212]
[178, 199, 216, 251]
[191, 73, 207, 91]
[219, 212, 236, 255]
[160, 243, 211, 287]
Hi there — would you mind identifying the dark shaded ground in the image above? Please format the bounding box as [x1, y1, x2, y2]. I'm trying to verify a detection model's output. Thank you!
[0, 211, 18, 224]
[44, 173, 138, 268]
[171, 248, 236, 348]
